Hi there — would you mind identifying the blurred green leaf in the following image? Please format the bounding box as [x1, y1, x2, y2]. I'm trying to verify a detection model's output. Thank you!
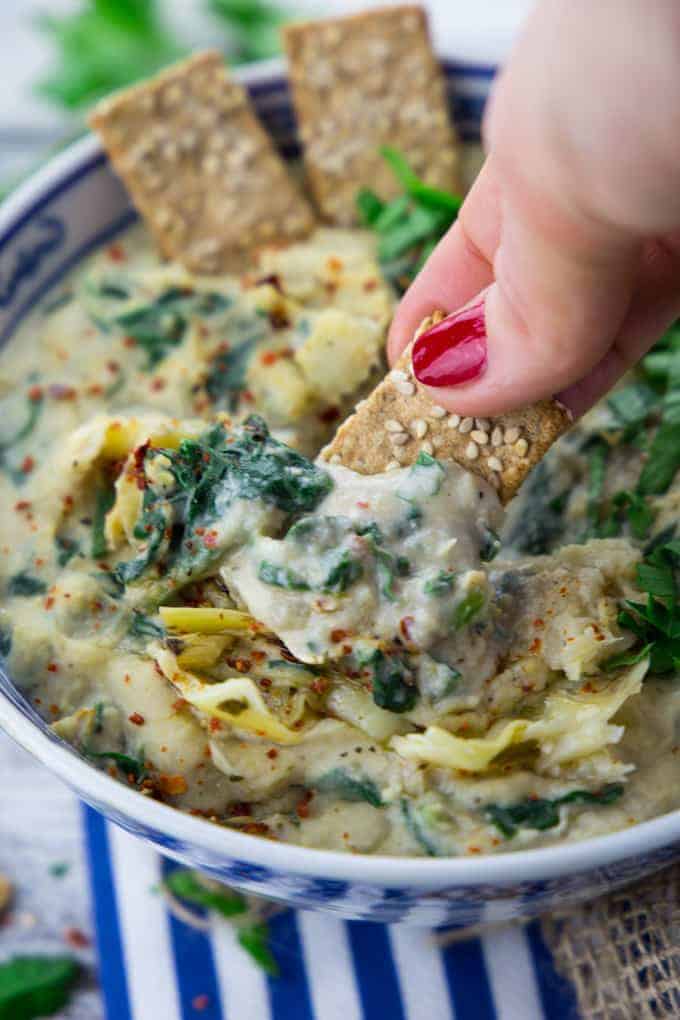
[209, 0, 289, 62]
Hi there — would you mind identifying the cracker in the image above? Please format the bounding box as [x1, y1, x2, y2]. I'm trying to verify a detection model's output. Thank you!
[321, 313, 572, 504]
[284, 6, 461, 225]
[89, 51, 315, 274]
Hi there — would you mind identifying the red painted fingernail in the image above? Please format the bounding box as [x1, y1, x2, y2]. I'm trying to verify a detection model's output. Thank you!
[412, 300, 488, 387]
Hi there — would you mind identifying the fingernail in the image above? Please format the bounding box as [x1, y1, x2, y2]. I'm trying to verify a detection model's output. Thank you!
[412, 299, 488, 387]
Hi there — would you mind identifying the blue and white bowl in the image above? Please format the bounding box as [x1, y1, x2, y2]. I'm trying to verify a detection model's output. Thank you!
[0, 60, 678, 928]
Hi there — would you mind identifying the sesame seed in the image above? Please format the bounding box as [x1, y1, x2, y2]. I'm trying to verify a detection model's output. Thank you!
[430, 405, 447, 418]
[329, 454, 342, 464]
[471, 429, 489, 445]
[448, 414, 460, 429]
[459, 417, 474, 434]
[488, 456, 503, 473]
[420, 440, 434, 455]
[390, 432, 409, 446]
[515, 438, 529, 457]
[394, 380, 415, 396]
[465, 441, 479, 460]
[504, 426, 520, 444]
[385, 419, 405, 433]
[385, 460, 401, 471]
[475, 418, 491, 430]
[391, 369, 408, 382]
[491, 426, 503, 447]
[411, 418, 428, 438]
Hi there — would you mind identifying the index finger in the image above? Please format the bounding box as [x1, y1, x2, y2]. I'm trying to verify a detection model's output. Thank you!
[386, 158, 500, 364]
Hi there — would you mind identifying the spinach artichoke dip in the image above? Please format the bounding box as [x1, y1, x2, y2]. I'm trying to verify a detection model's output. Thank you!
[1, 228, 679, 858]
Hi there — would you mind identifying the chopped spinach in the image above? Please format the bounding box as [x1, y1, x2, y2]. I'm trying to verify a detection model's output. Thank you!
[485, 784, 625, 839]
[367, 649, 417, 713]
[258, 561, 310, 591]
[400, 798, 440, 856]
[314, 768, 383, 807]
[7, 572, 47, 597]
[505, 462, 569, 555]
[55, 535, 80, 567]
[205, 335, 260, 411]
[423, 571, 456, 596]
[320, 549, 364, 593]
[237, 924, 279, 976]
[0, 622, 11, 658]
[453, 589, 486, 629]
[91, 481, 115, 559]
[0, 393, 44, 450]
[85, 747, 147, 783]
[0, 955, 80, 1020]
[129, 611, 165, 640]
[164, 869, 247, 918]
[582, 438, 610, 539]
[480, 526, 501, 562]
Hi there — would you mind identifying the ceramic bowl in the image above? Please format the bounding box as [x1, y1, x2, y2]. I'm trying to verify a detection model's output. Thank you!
[0, 60, 678, 927]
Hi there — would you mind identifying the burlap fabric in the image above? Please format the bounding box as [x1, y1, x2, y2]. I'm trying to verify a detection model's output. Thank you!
[541, 863, 680, 1019]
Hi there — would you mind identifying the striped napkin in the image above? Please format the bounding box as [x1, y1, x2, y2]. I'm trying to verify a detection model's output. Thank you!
[82, 806, 579, 1020]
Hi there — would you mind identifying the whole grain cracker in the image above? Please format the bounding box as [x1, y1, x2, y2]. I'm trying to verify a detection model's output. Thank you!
[321, 312, 572, 503]
[89, 51, 315, 274]
[284, 6, 461, 225]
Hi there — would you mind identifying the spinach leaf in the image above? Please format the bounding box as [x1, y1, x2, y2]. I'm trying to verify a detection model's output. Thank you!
[91, 481, 115, 559]
[320, 550, 363, 594]
[7, 572, 47, 597]
[400, 798, 440, 856]
[85, 747, 147, 783]
[368, 649, 417, 713]
[355, 188, 385, 225]
[480, 526, 501, 562]
[205, 335, 260, 411]
[0, 955, 80, 1020]
[164, 869, 247, 918]
[618, 537, 680, 673]
[55, 535, 80, 567]
[314, 768, 383, 807]
[485, 784, 625, 839]
[505, 462, 569, 555]
[129, 611, 165, 640]
[258, 561, 310, 591]
[637, 349, 680, 495]
[0, 393, 44, 451]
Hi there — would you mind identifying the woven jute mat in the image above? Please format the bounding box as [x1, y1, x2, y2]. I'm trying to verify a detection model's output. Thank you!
[541, 863, 680, 1019]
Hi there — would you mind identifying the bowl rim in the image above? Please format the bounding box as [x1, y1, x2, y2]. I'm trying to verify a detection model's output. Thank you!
[0, 83, 678, 890]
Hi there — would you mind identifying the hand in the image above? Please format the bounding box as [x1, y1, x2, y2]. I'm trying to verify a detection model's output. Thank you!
[388, 0, 680, 418]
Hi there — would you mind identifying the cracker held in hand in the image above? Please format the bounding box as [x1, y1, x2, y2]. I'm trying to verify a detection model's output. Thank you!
[89, 51, 315, 274]
[284, 6, 460, 225]
[322, 312, 572, 504]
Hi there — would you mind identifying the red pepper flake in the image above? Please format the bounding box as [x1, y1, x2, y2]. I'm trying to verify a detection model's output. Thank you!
[242, 389, 254, 403]
[106, 360, 120, 374]
[259, 677, 272, 689]
[528, 637, 542, 654]
[311, 677, 329, 695]
[327, 256, 343, 272]
[296, 790, 314, 819]
[533, 618, 544, 628]
[44, 596, 55, 611]
[128, 712, 145, 726]
[330, 628, 349, 643]
[21, 456, 35, 474]
[242, 822, 271, 837]
[64, 926, 91, 949]
[260, 350, 278, 366]
[250, 650, 266, 662]
[87, 384, 104, 396]
[192, 994, 210, 1012]
[318, 405, 340, 424]
[203, 531, 218, 548]
[27, 385, 43, 402]
[266, 749, 278, 759]
[132, 440, 150, 491]
[228, 802, 252, 817]
[208, 718, 222, 732]
[123, 336, 137, 348]
[158, 774, 188, 796]
[234, 658, 251, 673]
[14, 500, 31, 512]
[46, 662, 59, 673]
[400, 616, 415, 642]
[107, 243, 125, 262]
[357, 501, 369, 509]
[34, 558, 45, 568]
[62, 494, 74, 511]
[49, 704, 60, 716]
[150, 377, 166, 392]
[363, 278, 378, 292]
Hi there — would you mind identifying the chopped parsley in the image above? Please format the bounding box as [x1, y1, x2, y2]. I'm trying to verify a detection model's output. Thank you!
[91, 481, 115, 559]
[485, 785, 625, 839]
[617, 537, 680, 673]
[453, 589, 486, 629]
[85, 747, 147, 783]
[366, 648, 417, 713]
[424, 570, 456, 596]
[7, 572, 47, 597]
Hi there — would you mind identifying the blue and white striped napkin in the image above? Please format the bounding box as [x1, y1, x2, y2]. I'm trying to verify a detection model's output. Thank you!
[82, 806, 579, 1020]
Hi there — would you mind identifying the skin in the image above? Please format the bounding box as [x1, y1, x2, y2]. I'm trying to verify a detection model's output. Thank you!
[389, 0, 680, 418]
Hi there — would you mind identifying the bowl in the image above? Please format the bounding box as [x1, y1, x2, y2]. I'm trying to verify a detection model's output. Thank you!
[0, 59, 678, 928]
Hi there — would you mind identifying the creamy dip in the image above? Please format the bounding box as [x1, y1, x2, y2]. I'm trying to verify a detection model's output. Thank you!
[0, 223, 678, 858]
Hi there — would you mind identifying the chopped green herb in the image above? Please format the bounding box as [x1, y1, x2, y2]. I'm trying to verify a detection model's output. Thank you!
[368, 649, 417, 713]
[258, 561, 310, 591]
[601, 643, 654, 672]
[205, 334, 261, 411]
[55, 535, 80, 567]
[453, 589, 486, 629]
[129, 612, 165, 640]
[91, 482, 115, 559]
[617, 537, 680, 673]
[237, 924, 279, 976]
[505, 462, 569, 555]
[400, 798, 440, 856]
[424, 571, 456, 596]
[7, 572, 47, 597]
[0, 623, 12, 658]
[355, 188, 385, 226]
[85, 747, 146, 782]
[164, 869, 247, 918]
[320, 550, 363, 594]
[48, 861, 70, 879]
[314, 768, 382, 807]
[480, 526, 501, 562]
[486, 785, 625, 839]
[0, 394, 44, 451]
[0, 955, 80, 1020]
[582, 438, 610, 539]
